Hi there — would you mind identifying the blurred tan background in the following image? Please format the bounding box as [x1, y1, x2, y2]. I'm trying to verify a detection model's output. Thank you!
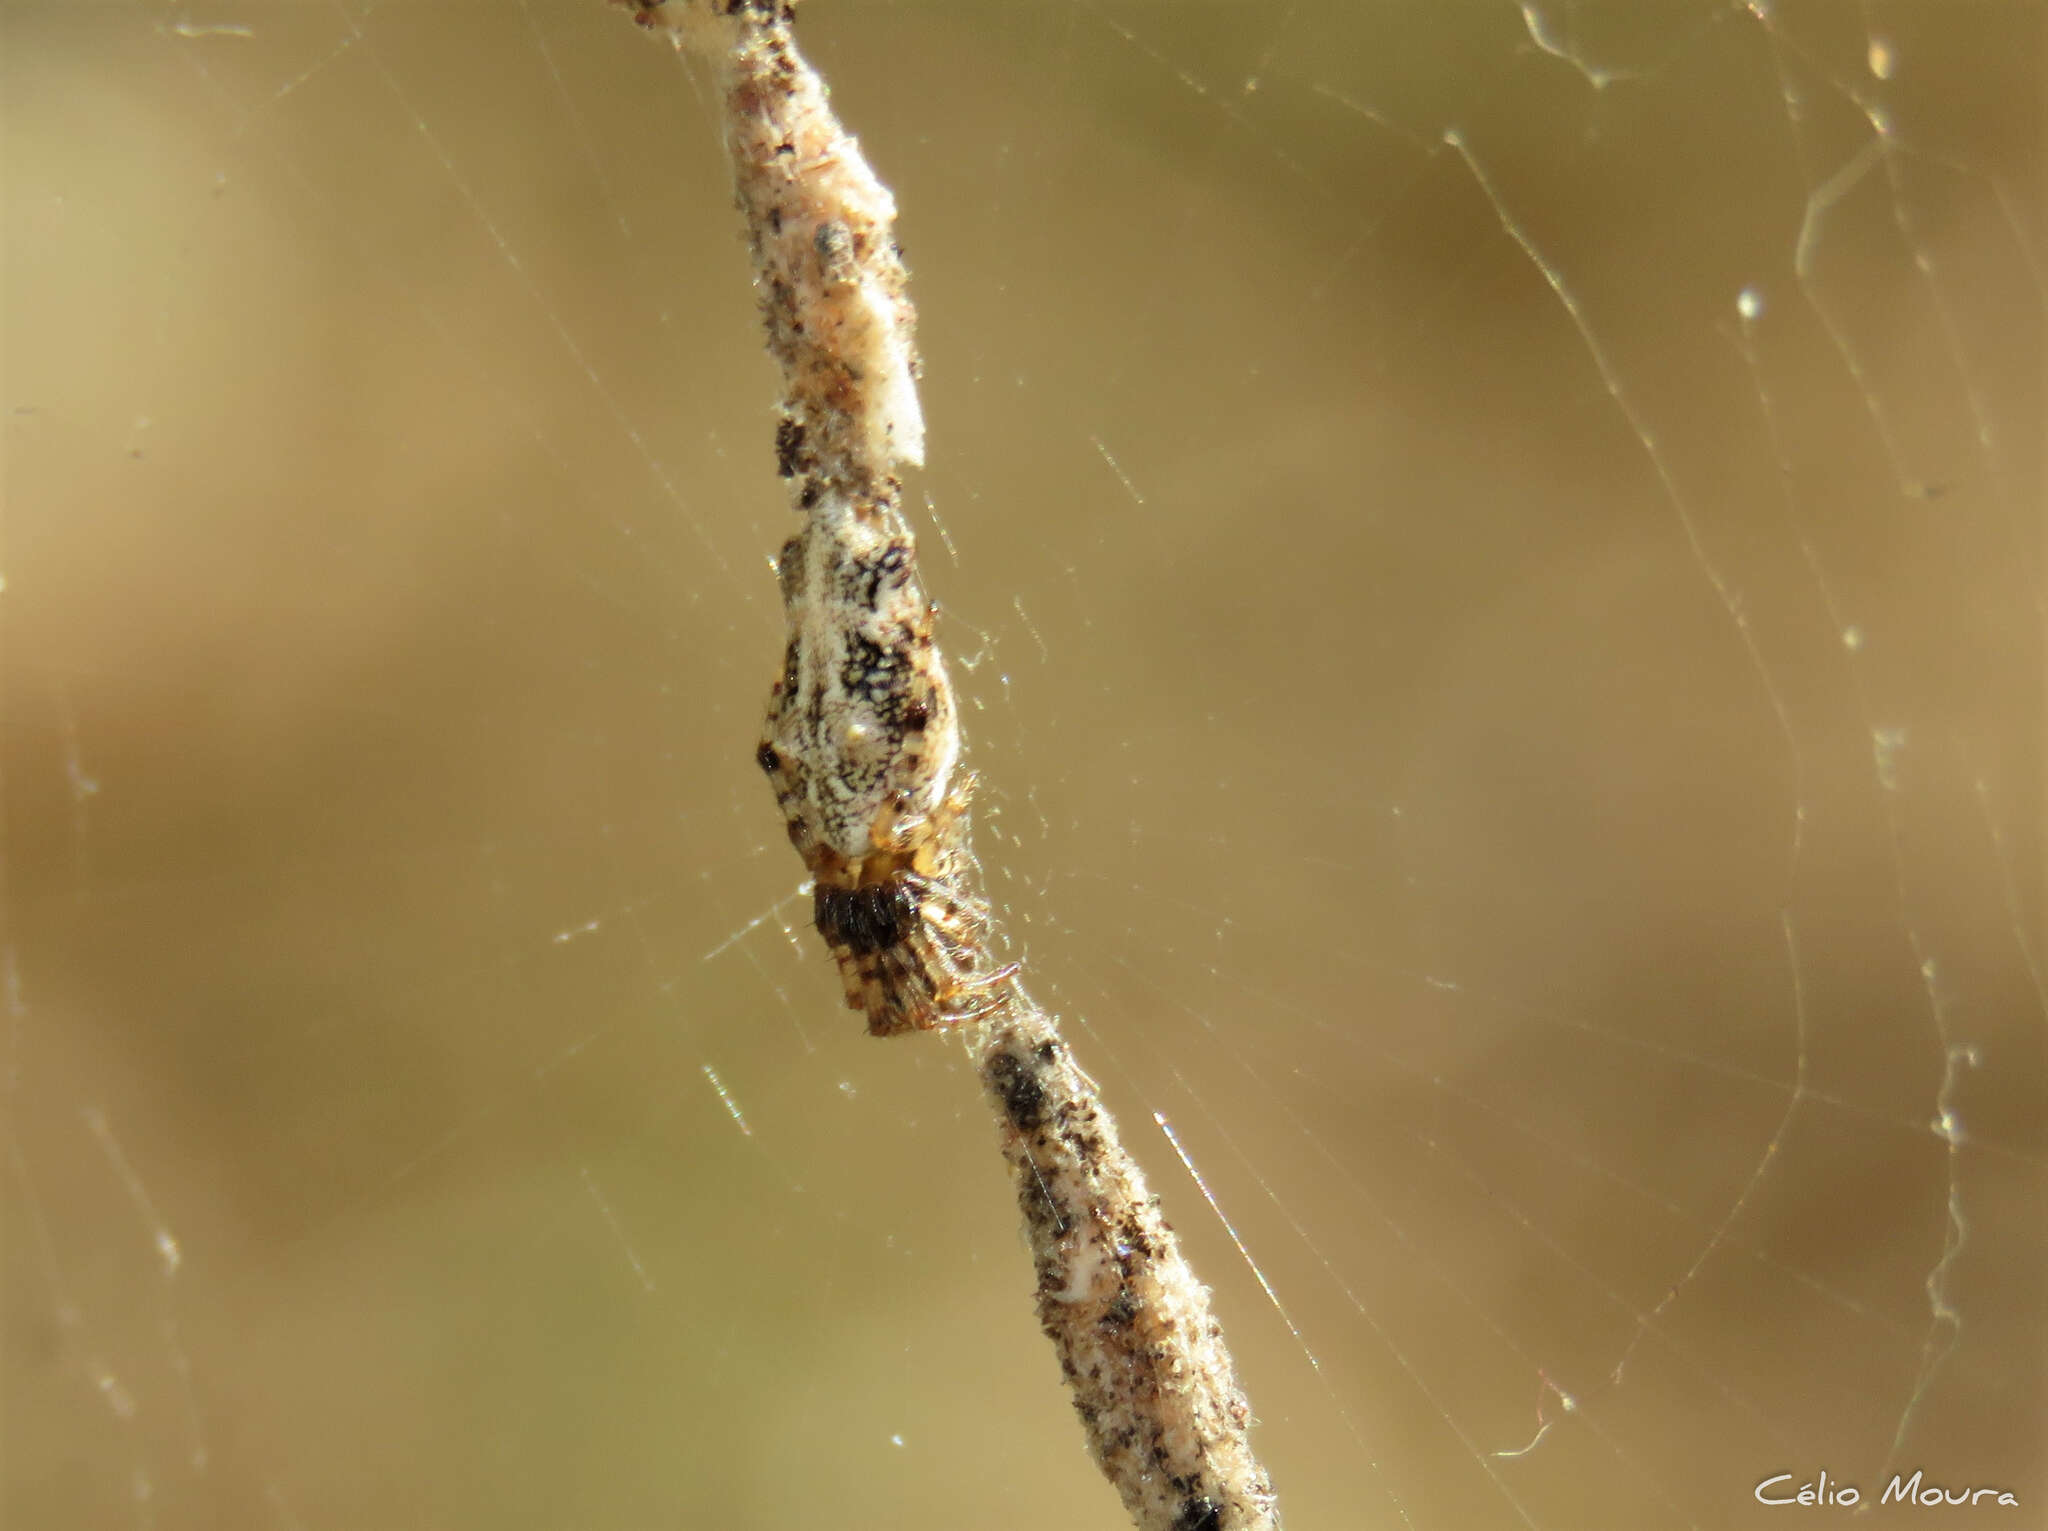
[4, 3, 2041, 1528]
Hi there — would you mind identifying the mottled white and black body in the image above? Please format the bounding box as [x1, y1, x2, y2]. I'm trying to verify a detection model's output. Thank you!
[761, 479, 957, 867]
[755, 475, 1002, 1036]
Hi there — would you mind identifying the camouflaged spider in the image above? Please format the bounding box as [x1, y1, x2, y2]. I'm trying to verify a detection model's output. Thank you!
[755, 483, 1015, 1036]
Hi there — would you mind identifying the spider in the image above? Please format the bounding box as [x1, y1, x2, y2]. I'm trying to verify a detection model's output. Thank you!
[757, 484, 1015, 1035]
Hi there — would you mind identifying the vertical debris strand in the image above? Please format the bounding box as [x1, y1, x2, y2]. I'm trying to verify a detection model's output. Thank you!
[617, 5, 1281, 1527]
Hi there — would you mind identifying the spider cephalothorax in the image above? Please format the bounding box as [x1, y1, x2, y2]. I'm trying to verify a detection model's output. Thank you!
[803, 833, 1010, 1036]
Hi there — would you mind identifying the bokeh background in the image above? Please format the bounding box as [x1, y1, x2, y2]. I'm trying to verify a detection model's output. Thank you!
[5, 3, 2042, 1528]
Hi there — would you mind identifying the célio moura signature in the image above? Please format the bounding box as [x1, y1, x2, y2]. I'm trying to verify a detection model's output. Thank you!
[1755, 1469, 2018, 1509]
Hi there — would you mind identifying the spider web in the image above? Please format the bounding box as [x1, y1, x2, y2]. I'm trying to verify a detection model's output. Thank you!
[5, 2, 2042, 1528]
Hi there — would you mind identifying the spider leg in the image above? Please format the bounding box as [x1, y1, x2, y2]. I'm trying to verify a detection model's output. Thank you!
[928, 957, 1019, 1026]
[856, 938, 939, 1036]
